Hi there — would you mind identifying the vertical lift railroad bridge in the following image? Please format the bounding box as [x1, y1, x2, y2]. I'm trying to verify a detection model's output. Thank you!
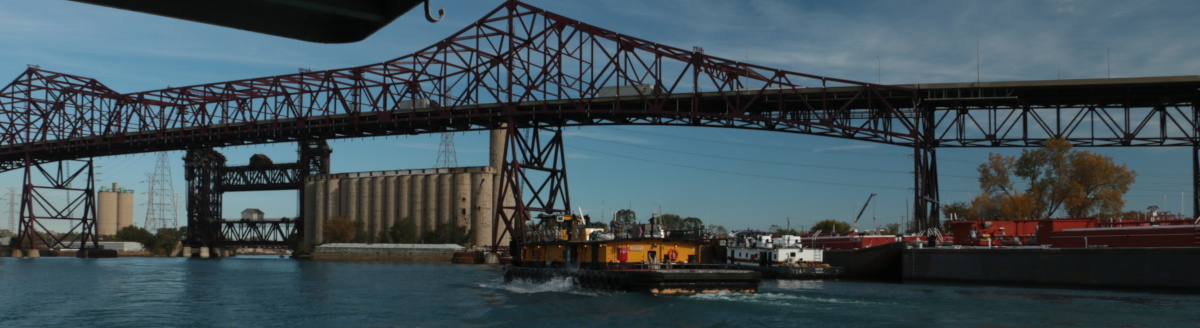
[2, 0, 1198, 257]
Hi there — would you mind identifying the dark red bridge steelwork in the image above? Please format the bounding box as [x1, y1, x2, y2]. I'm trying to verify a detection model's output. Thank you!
[2, 0, 1198, 251]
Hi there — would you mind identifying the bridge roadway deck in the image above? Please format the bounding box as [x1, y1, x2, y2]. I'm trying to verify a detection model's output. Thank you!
[2, 75, 1199, 173]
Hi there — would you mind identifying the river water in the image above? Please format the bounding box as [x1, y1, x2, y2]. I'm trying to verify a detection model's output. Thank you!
[1, 256, 1197, 327]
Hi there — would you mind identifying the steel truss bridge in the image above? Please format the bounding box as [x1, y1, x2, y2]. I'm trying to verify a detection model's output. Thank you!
[2, 0, 1198, 251]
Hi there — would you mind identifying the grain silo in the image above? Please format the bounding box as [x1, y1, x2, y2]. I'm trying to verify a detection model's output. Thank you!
[302, 166, 496, 245]
[117, 186, 135, 231]
[97, 183, 118, 236]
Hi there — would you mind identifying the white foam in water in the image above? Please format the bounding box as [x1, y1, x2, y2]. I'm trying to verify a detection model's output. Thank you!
[478, 277, 619, 297]
[690, 291, 802, 305]
[772, 279, 826, 290]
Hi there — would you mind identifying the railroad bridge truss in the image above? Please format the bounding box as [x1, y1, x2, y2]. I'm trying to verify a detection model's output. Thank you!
[2, 0, 1198, 252]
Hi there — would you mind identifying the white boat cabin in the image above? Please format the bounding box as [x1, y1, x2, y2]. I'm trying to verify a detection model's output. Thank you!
[726, 231, 822, 266]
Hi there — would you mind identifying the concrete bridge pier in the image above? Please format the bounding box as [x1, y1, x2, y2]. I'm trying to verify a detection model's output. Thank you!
[10, 249, 22, 258]
[182, 246, 192, 258]
[26, 249, 40, 258]
[199, 247, 210, 258]
[485, 252, 499, 264]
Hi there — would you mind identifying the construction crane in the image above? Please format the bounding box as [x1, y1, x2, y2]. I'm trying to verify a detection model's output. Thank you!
[848, 193, 877, 233]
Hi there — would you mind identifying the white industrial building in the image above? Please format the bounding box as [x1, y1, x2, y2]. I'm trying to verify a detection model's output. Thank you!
[97, 241, 143, 251]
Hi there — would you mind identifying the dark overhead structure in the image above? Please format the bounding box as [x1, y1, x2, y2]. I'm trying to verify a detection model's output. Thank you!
[68, 0, 444, 43]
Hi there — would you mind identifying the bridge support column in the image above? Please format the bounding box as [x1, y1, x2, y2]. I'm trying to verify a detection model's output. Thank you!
[14, 156, 99, 252]
[492, 121, 570, 261]
[1193, 145, 1199, 219]
[182, 246, 192, 258]
[199, 247, 210, 259]
[913, 145, 939, 233]
[185, 148, 226, 248]
[298, 140, 332, 246]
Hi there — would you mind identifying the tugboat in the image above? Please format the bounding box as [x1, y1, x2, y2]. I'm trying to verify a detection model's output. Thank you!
[726, 230, 846, 279]
[504, 213, 761, 295]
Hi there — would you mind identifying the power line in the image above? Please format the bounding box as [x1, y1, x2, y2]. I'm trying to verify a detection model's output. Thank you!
[571, 134, 978, 179]
[571, 144, 912, 190]
[571, 144, 983, 193]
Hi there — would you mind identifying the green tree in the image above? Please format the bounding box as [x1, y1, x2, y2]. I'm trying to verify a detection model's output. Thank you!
[942, 202, 970, 221]
[423, 222, 473, 246]
[322, 216, 357, 243]
[389, 217, 418, 243]
[589, 221, 609, 230]
[154, 228, 185, 255]
[769, 224, 799, 235]
[353, 219, 367, 243]
[809, 219, 851, 234]
[680, 217, 704, 230]
[115, 226, 154, 250]
[611, 209, 637, 234]
[0, 229, 14, 238]
[973, 138, 1136, 220]
[880, 223, 902, 235]
[657, 214, 683, 230]
[706, 225, 728, 236]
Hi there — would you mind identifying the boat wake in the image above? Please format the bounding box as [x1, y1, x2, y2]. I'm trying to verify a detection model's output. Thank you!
[689, 291, 883, 306]
[477, 277, 620, 297]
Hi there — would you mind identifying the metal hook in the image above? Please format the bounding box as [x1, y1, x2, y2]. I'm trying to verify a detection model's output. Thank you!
[424, 0, 444, 23]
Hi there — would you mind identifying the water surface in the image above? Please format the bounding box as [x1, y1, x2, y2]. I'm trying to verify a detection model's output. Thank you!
[1, 256, 1197, 327]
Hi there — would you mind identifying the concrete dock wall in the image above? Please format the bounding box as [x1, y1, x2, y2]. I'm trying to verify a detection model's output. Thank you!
[904, 247, 1200, 289]
[312, 243, 464, 261]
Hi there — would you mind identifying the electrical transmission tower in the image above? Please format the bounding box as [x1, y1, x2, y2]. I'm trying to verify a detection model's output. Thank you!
[4, 188, 15, 233]
[143, 152, 179, 232]
[435, 132, 458, 168]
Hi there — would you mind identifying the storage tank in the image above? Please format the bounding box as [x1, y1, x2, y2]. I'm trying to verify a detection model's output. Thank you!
[454, 172, 471, 228]
[304, 179, 317, 243]
[473, 172, 494, 247]
[97, 184, 118, 236]
[439, 173, 452, 226]
[411, 175, 425, 236]
[425, 173, 439, 230]
[398, 175, 411, 223]
[117, 188, 135, 231]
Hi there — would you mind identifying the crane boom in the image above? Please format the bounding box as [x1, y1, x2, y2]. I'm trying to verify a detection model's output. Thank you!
[849, 193, 877, 232]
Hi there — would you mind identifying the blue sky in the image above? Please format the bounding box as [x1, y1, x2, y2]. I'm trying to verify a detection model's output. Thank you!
[1, 0, 1198, 233]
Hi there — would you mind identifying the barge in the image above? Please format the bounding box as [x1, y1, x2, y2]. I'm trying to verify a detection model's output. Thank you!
[503, 214, 761, 295]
